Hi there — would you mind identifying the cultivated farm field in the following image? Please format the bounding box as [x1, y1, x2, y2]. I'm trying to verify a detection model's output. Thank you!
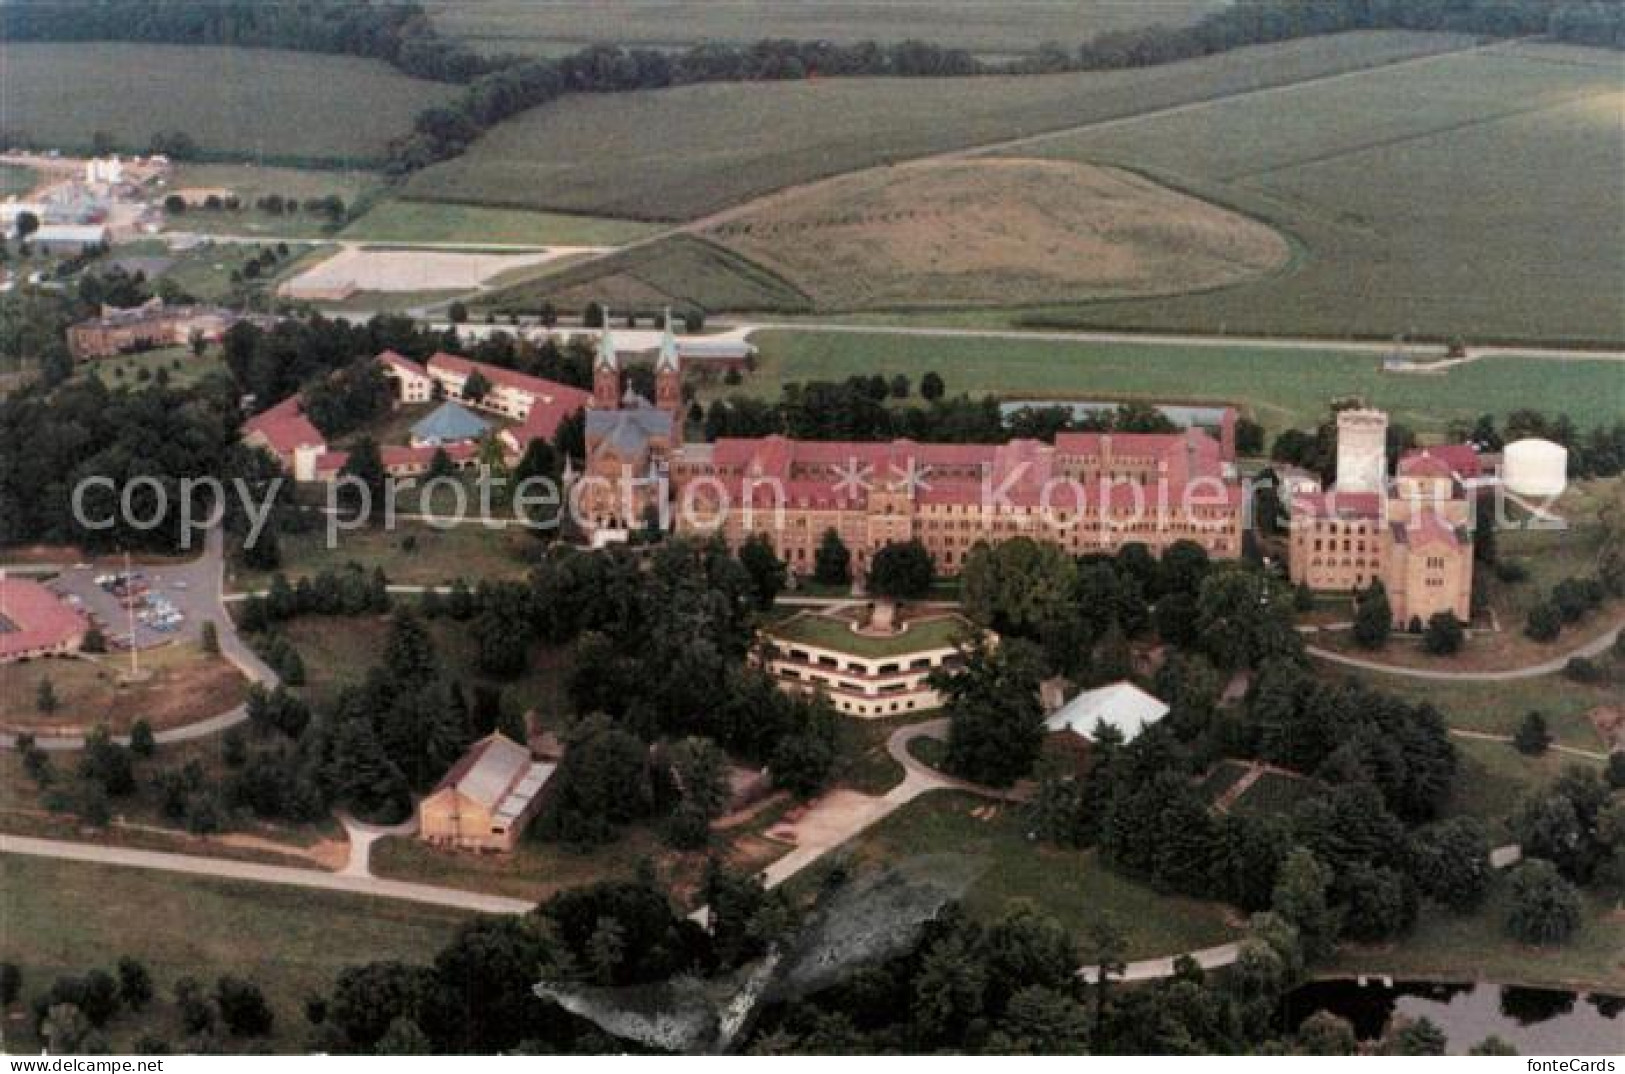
[479, 234, 813, 315]
[1023, 41, 1625, 343]
[706, 158, 1289, 309]
[734, 330, 1625, 436]
[427, 0, 1226, 58]
[405, 31, 1473, 220]
[0, 43, 456, 165]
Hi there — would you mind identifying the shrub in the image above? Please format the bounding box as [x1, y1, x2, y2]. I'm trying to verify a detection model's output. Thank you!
[1423, 612, 1464, 656]
[1564, 656, 1601, 683]
[1525, 601, 1562, 643]
[1513, 711, 1552, 756]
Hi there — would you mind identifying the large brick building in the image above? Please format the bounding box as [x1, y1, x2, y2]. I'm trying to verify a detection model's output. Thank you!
[1289, 409, 1478, 628]
[67, 299, 243, 360]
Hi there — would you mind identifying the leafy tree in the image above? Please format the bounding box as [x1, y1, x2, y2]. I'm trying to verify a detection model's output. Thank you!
[1514, 710, 1552, 755]
[1422, 611, 1464, 655]
[1297, 1010, 1358, 1055]
[462, 369, 492, 403]
[1337, 862, 1418, 942]
[540, 714, 654, 845]
[1195, 566, 1301, 670]
[0, 963, 19, 1009]
[1525, 600, 1562, 642]
[215, 976, 273, 1036]
[1504, 859, 1583, 945]
[1353, 580, 1392, 649]
[961, 537, 1077, 644]
[1270, 848, 1339, 960]
[663, 736, 731, 849]
[1383, 1016, 1448, 1055]
[1470, 1036, 1519, 1056]
[920, 371, 946, 401]
[128, 719, 156, 758]
[813, 528, 851, 587]
[737, 534, 788, 611]
[36, 676, 57, 713]
[115, 958, 152, 1010]
[1411, 817, 1492, 911]
[940, 636, 1045, 787]
[867, 539, 933, 601]
[338, 437, 388, 522]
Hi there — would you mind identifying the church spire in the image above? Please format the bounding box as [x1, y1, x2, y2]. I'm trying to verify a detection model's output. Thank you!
[655, 307, 681, 375]
[592, 305, 621, 409]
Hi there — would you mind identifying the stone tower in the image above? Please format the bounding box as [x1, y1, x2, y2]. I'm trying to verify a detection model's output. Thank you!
[592, 312, 620, 410]
[1336, 407, 1389, 494]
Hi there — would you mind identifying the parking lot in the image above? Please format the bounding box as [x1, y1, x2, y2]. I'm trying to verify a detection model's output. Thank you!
[50, 555, 221, 652]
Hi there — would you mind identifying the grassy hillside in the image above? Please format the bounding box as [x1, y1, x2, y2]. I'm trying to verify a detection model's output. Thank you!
[1022, 41, 1625, 343]
[341, 198, 661, 246]
[0, 855, 469, 1053]
[405, 31, 1472, 220]
[706, 158, 1289, 309]
[479, 234, 813, 315]
[428, 0, 1226, 58]
[734, 330, 1625, 436]
[0, 43, 456, 165]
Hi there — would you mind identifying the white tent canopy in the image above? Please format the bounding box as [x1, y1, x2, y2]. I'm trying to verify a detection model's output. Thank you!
[1044, 681, 1170, 743]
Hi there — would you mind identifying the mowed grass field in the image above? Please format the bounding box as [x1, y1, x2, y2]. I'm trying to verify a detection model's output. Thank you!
[341, 198, 660, 246]
[706, 158, 1289, 310]
[428, 0, 1226, 58]
[0, 43, 456, 165]
[405, 31, 1471, 220]
[1024, 41, 1625, 343]
[163, 164, 380, 239]
[735, 329, 1625, 436]
[0, 855, 470, 1052]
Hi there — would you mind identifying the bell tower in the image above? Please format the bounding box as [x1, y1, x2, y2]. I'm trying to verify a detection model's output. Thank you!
[592, 310, 620, 410]
[655, 308, 683, 416]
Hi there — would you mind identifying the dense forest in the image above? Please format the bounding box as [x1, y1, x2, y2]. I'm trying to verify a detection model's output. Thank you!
[6, 0, 1619, 173]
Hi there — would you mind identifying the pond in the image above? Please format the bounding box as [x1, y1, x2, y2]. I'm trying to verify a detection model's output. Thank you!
[1285, 980, 1624, 1055]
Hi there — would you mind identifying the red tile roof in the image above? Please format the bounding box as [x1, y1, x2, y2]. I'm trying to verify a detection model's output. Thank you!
[242, 396, 326, 458]
[1292, 491, 1383, 520]
[0, 577, 88, 659]
[426, 352, 592, 408]
[378, 349, 429, 379]
[1400, 444, 1481, 480]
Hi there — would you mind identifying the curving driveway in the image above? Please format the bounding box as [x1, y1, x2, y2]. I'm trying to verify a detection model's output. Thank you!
[1307, 618, 1623, 683]
[1, 527, 274, 751]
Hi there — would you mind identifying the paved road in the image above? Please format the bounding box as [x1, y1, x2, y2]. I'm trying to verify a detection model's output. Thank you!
[0, 832, 531, 914]
[1307, 618, 1623, 683]
[1, 527, 275, 752]
[722, 320, 1625, 364]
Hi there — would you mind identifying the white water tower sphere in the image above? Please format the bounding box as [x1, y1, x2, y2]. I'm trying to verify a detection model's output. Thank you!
[1503, 438, 1568, 498]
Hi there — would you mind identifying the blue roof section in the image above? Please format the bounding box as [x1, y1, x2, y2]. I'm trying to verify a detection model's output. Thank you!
[412, 401, 491, 445]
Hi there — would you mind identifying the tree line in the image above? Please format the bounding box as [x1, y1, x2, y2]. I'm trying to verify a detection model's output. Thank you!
[15, 0, 1616, 179]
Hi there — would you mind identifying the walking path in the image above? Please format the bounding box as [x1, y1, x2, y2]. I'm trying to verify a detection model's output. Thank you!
[1307, 618, 1623, 683]
[1449, 728, 1608, 763]
[0, 832, 532, 915]
[337, 812, 418, 878]
[759, 718, 1011, 888]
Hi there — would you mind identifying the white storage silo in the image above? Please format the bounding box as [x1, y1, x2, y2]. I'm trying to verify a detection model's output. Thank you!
[1502, 438, 1568, 498]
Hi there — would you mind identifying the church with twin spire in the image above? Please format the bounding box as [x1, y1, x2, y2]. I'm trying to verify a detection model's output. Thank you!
[578, 310, 687, 535]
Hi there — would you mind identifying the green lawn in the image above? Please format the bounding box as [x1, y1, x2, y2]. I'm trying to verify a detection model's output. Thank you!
[407, 31, 1469, 220]
[0, 43, 455, 166]
[371, 829, 661, 904]
[0, 855, 470, 1052]
[84, 346, 225, 390]
[1442, 737, 1604, 829]
[276, 611, 573, 721]
[230, 519, 540, 592]
[768, 611, 969, 658]
[1332, 672, 1610, 753]
[163, 164, 380, 240]
[341, 199, 659, 246]
[1329, 873, 1625, 994]
[1024, 41, 1625, 344]
[789, 791, 1240, 959]
[732, 330, 1625, 437]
